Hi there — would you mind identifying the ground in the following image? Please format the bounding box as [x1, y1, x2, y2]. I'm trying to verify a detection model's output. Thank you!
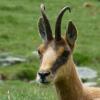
[0, 0, 100, 99]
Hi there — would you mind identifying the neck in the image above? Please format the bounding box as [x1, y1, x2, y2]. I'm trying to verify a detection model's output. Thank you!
[54, 56, 84, 100]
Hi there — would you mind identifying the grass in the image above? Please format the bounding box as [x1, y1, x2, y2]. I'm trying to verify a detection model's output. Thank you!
[0, 81, 57, 100]
[0, 0, 100, 99]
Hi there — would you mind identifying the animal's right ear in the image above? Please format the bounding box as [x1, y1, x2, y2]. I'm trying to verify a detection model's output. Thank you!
[38, 17, 46, 41]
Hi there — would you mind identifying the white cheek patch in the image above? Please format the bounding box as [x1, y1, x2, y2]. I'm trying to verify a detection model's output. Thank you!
[41, 47, 57, 69]
[44, 47, 56, 59]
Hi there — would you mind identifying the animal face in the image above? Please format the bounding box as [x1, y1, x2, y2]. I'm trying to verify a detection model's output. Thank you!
[36, 4, 77, 84]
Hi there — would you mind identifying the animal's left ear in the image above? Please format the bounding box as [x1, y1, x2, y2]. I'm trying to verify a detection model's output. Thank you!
[66, 21, 77, 48]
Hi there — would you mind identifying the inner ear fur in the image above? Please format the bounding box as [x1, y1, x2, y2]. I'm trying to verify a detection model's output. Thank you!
[66, 21, 77, 48]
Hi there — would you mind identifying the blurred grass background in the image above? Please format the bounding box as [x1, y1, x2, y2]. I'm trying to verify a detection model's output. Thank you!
[0, 0, 100, 99]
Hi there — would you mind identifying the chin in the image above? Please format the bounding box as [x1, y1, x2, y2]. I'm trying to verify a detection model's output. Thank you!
[36, 76, 50, 85]
[37, 80, 50, 85]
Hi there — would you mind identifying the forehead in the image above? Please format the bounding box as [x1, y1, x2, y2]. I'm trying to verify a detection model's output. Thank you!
[38, 39, 69, 52]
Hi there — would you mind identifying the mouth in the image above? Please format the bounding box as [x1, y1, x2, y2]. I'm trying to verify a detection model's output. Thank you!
[36, 78, 50, 85]
[39, 79, 50, 84]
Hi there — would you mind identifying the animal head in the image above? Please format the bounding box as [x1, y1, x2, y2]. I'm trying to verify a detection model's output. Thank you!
[36, 4, 77, 84]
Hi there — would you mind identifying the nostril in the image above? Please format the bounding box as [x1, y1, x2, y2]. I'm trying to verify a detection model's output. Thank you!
[38, 72, 50, 78]
[44, 72, 50, 76]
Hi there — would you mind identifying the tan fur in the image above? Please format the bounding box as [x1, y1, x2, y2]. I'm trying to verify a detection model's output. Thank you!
[37, 4, 100, 99]
[54, 56, 100, 100]
[39, 46, 57, 71]
[37, 40, 100, 100]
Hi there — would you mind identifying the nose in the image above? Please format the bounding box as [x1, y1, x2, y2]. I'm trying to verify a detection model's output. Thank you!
[38, 72, 50, 83]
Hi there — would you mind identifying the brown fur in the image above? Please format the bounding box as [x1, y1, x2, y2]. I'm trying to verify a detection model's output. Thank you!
[37, 40, 100, 100]
[37, 4, 100, 100]
[54, 56, 100, 100]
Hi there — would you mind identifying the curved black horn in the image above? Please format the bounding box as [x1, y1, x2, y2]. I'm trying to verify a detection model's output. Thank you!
[40, 4, 53, 41]
[55, 6, 71, 41]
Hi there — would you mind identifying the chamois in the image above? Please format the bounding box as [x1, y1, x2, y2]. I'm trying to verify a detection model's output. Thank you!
[36, 4, 100, 100]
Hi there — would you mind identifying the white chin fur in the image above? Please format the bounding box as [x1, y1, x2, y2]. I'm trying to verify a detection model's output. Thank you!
[36, 74, 40, 82]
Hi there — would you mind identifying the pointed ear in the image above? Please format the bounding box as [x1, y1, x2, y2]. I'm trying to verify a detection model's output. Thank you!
[38, 17, 46, 41]
[66, 21, 77, 48]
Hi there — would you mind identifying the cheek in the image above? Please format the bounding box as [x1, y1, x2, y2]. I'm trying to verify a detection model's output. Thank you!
[46, 73, 55, 81]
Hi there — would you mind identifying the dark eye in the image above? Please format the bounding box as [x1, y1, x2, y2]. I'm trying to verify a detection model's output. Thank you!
[37, 50, 42, 59]
[63, 50, 70, 57]
[38, 49, 41, 55]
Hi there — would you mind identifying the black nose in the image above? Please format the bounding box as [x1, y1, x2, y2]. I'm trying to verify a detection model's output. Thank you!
[38, 72, 50, 83]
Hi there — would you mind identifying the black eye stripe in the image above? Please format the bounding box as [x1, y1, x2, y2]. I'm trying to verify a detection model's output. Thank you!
[51, 50, 70, 74]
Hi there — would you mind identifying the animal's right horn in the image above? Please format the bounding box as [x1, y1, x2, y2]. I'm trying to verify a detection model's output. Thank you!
[40, 4, 53, 41]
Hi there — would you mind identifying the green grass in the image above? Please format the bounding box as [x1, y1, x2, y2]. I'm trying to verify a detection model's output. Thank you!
[0, 81, 57, 100]
[0, 0, 100, 99]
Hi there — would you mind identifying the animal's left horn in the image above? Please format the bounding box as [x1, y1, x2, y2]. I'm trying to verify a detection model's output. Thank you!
[55, 6, 71, 41]
[40, 4, 53, 41]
